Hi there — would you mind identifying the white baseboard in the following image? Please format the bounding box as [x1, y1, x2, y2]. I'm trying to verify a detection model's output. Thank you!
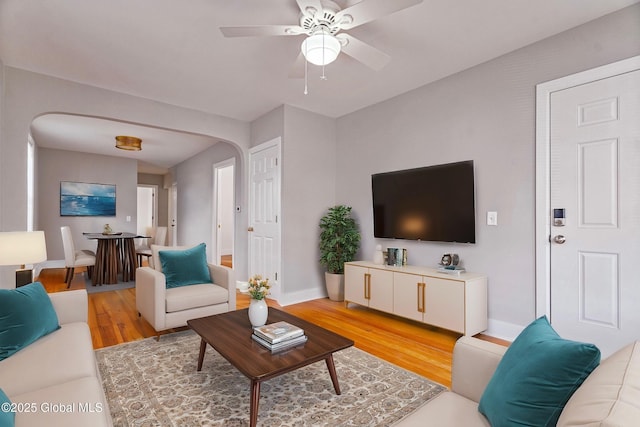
[277, 287, 328, 306]
[485, 318, 524, 342]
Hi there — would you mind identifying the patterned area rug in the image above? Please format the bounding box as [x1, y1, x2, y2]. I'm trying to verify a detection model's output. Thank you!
[95, 331, 445, 426]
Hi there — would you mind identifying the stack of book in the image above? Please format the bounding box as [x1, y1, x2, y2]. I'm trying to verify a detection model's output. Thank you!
[252, 321, 307, 352]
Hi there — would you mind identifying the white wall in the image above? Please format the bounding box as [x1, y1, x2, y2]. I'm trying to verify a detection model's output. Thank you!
[38, 148, 138, 260]
[335, 5, 640, 337]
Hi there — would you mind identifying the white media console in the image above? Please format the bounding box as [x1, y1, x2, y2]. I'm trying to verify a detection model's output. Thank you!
[344, 261, 488, 336]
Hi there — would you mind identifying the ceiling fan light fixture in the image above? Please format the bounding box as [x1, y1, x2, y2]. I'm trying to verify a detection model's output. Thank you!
[115, 135, 142, 151]
[301, 32, 341, 66]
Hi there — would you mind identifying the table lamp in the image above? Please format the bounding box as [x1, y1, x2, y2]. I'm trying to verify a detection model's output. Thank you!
[0, 231, 48, 287]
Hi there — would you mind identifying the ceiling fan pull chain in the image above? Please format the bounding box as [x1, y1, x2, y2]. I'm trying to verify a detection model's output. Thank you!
[304, 38, 309, 95]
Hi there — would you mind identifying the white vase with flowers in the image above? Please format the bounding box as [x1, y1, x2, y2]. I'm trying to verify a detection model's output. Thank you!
[247, 274, 270, 327]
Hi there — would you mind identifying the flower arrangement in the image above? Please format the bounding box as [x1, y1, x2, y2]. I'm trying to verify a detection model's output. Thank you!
[247, 274, 270, 300]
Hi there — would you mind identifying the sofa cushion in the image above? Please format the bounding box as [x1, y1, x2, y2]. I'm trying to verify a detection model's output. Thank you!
[165, 283, 229, 313]
[0, 388, 15, 427]
[0, 322, 96, 397]
[11, 377, 110, 427]
[158, 243, 212, 288]
[478, 316, 600, 427]
[557, 341, 640, 426]
[394, 391, 490, 427]
[0, 282, 60, 361]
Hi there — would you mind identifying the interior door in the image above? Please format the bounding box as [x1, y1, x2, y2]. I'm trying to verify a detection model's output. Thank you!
[550, 69, 640, 357]
[248, 138, 281, 300]
[136, 185, 156, 236]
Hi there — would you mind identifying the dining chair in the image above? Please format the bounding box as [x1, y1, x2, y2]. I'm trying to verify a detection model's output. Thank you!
[60, 226, 96, 288]
[136, 226, 167, 267]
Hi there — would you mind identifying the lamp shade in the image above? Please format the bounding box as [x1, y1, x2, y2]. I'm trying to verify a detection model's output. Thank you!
[0, 231, 47, 266]
[301, 33, 341, 66]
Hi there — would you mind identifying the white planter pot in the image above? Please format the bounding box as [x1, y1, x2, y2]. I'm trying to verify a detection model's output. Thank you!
[248, 298, 268, 327]
[325, 272, 345, 302]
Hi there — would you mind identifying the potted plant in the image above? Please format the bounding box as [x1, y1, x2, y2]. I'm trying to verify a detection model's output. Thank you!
[319, 205, 361, 301]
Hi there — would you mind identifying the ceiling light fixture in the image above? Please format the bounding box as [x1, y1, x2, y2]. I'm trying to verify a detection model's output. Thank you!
[301, 30, 341, 66]
[115, 135, 142, 151]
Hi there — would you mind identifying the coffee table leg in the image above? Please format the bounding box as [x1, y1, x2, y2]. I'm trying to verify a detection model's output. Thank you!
[197, 339, 207, 371]
[250, 380, 260, 427]
[325, 354, 341, 395]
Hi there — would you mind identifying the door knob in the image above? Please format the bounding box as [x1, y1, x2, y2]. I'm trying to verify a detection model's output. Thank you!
[553, 235, 566, 244]
[248, 227, 254, 232]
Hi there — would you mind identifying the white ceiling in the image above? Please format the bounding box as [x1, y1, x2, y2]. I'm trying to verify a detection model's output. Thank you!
[2, 0, 638, 173]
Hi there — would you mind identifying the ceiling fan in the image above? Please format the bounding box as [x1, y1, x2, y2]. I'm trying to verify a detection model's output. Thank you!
[220, 0, 424, 77]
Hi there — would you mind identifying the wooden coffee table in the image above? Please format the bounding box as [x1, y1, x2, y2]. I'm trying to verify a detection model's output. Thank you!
[187, 308, 354, 427]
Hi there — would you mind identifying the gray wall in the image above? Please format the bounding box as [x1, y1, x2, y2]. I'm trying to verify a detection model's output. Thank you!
[38, 148, 138, 260]
[335, 5, 640, 335]
[0, 68, 250, 233]
[173, 141, 246, 276]
[0, 68, 250, 288]
[250, 105, 337, 304]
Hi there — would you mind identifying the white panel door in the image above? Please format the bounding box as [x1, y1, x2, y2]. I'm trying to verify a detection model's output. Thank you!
[550, 70, 640, 357]
[249, 139, 281, 300]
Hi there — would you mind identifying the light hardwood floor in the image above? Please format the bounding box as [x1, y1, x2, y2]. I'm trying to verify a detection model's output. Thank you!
[38, 267, 507, 388]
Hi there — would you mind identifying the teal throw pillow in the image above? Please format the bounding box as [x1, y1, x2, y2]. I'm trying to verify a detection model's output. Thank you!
[159, 243, 212, 289]
[0, 282, 60, 361]
[478, 316, 600, 427]
[0, 388, 15, 426]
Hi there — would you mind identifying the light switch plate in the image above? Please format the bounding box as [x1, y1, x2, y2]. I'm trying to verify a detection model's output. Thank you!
[487, 211, 498, 226]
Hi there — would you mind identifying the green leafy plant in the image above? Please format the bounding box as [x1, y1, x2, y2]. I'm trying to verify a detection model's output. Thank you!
[319, 205, 361, 274]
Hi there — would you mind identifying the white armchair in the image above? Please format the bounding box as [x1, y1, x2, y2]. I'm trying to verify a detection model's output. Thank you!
[135, 244, 235, 338]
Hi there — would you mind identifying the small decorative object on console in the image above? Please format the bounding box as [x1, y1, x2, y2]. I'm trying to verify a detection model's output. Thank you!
[440, 253, 459, 267]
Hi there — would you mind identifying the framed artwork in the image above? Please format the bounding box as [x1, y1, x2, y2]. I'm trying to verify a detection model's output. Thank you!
[60, 181, 116, 216]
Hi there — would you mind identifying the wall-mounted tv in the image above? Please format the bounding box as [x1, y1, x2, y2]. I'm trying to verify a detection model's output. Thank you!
[372, 160, 476, 243]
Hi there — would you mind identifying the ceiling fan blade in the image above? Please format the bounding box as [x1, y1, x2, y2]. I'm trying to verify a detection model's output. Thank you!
[335, 0, 423, 30]
[337, 33, 390, 71]
[220, 25, 304, 37]
[295, 0, 324, 17]
[289, 53, 307, 79]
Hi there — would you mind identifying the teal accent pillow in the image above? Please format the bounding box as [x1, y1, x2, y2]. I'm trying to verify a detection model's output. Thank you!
[478, 316, 600, 427]
[0, 388, 16, 427]
[159, 243, 212, 289]
[0, 282, 60, 361]
[0, 388, 15, 426]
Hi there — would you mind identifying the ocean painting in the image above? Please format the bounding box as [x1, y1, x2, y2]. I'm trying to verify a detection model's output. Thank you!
[60, 181, 116, 216]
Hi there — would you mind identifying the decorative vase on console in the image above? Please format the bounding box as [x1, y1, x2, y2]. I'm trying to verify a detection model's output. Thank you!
[247, 274, 270, 327]
[373, 244, 385, 265]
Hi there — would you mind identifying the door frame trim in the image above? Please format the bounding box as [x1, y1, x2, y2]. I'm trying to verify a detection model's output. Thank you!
[212, 157, 236, 266]
[535, 55, 640, 318]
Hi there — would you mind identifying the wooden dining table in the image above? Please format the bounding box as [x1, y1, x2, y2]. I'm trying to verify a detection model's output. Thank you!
[84, 232, 148, 285]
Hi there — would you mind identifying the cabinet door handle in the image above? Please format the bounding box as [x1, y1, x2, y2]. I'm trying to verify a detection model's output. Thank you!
[364, 273, 371, 299]
[417, 282, 425, 313]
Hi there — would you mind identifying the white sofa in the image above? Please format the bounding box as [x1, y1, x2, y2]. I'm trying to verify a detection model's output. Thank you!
[0, 289, 112, 427]
[136, 244, 235, 336]
[396, 336, 640, 426]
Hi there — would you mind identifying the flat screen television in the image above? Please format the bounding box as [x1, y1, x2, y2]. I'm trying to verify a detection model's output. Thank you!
[372, 160, 476, 243]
